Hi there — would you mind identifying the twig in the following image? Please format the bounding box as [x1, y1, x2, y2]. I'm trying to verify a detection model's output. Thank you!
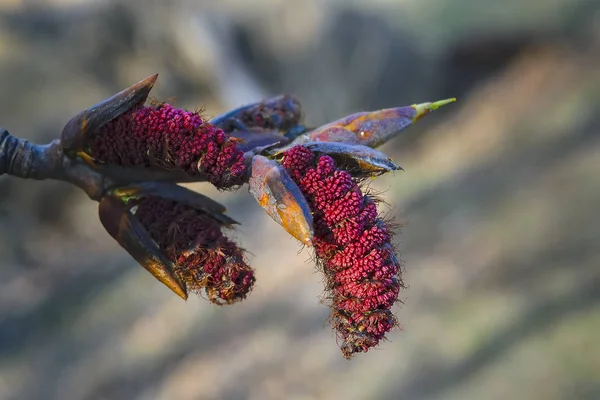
[0, 128, 109, 200]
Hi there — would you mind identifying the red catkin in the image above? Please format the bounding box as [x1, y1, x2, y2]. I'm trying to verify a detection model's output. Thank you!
[88, 103, 246, 189]
[281, 145, 404, 358]
[132, 196, 255, 305]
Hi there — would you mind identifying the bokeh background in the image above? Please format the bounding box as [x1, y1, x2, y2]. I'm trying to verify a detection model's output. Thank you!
[1, 0, 599, 399]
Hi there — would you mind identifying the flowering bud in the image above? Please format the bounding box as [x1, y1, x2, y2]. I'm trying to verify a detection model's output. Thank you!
[87, 102, 247, 189]
[62, 75, 158, 158]
[132, 196, 255, 305]
[61, 75, 248, 189]
[211, 95, 303, 134]
[281, 145, 405, 359]
[99, 182, 254, 304]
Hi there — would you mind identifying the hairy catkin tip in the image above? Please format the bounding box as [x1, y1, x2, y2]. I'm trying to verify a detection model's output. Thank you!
[281, 145, 404, 358]
[88, 103, 247, 189]
[132, 196, 255, 305]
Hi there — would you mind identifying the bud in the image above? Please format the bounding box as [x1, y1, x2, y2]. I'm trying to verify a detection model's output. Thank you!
[294, 98, 456, 149]
[98, 193, 188, 300]
[227, 129, 291, 154]
[298, 141, 402, 178]
[248, 155, 313, 246]
[281, 145, 405, 359]
[99, 182, 255, 304]
[211, 95, 303, 134]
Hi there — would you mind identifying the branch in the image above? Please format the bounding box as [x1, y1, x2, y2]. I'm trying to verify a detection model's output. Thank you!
[0, 128, 109, 200]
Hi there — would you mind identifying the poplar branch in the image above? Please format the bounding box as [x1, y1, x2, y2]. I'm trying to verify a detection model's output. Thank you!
[0, 127, 109, 200]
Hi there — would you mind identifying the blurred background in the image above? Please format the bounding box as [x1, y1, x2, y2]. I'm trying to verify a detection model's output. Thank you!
[0, 0, 599, 399]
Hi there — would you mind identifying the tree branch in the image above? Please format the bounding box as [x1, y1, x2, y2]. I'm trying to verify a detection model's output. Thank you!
[0, 127, 108, 200]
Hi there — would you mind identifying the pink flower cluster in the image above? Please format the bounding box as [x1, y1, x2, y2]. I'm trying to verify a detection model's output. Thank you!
[132, 196, 255, 305]
[88, 103, 246, 189]
[281, 145, 404, 358]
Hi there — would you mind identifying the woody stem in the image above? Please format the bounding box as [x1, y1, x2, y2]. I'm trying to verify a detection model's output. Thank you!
[0, 128, 63, 179]
[0, 127, 108, 200]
